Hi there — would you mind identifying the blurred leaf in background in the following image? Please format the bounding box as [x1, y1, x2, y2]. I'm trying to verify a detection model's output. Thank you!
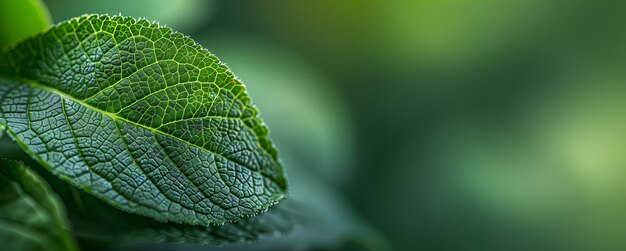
[0, 0, 51, 48]
[0, 159, 78, 251]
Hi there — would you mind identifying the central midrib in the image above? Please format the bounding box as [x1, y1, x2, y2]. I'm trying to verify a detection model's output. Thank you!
[12, 77, 284, 189]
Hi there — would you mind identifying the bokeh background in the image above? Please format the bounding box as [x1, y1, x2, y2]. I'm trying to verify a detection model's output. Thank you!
[3, 0, 626, 250]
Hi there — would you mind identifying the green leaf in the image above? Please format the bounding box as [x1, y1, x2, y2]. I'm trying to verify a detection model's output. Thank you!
[0, 159, 78, 251]
[0, 0, 52, 48]
[0, 14, 287, 226]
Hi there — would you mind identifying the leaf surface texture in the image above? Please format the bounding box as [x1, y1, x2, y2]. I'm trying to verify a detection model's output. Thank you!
[0, 15, 287, 225]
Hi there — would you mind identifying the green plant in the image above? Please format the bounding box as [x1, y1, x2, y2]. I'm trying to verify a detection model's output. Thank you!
[0, 14, 290, 250]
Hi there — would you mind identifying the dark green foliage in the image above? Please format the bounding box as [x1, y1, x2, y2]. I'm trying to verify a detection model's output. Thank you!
[0, 159, 78, 251]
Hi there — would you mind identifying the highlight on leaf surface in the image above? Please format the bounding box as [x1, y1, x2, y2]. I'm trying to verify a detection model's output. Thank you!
[0, 159, 78, 251]
[0, 14, 288, 226]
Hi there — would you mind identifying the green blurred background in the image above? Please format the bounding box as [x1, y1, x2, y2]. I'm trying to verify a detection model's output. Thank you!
[3, 0, 626, 250]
